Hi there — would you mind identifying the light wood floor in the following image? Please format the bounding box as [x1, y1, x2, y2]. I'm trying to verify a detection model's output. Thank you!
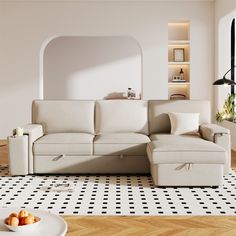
[1, 140, 236, 236]
[63, 216, 236, 236]
[0, 140, 8, 165]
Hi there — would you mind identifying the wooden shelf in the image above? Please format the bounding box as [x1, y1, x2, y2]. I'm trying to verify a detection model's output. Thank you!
[168, 40, 190, 45]
[168, 62, 190, 65]
[168, 82, 190, 85]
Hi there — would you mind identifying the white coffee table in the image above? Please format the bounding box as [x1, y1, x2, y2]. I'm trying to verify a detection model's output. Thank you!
[0, 207, 67, 236]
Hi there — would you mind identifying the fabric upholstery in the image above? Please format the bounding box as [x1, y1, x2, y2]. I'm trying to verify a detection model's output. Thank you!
[200, 123, 231, 174]
[34, 133, 94, 155]
[95, 100, 148, 134]
[151, 164, 224, 186]
[200, 123, 230, 142]
[34, 155, 150, 174]
[147, 134, 226, 164]
[148, 100, 211, 134]
[22, 124, 44, 174]
[7, 99, 231, 181]
[168, 112, 199, 135]
[94, 133, 150, 155]
[32, 100, 95, 134]
[214, 134, 231, 174]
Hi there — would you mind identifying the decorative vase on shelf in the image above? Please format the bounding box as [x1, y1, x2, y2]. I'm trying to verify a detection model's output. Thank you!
[179, 68, 184, 81]
[14, 127, 24, 136]
[127, 88, 136, 99]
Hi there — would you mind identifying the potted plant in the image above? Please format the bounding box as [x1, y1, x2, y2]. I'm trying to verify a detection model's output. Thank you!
[216, 93, 236, 123]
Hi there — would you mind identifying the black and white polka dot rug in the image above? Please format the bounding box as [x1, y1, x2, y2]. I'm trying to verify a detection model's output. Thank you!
[0, 165, 236, 216]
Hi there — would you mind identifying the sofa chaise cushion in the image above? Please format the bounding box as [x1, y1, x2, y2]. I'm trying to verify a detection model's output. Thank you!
[94, 133, 150, 156]
[147, 134, 226, 164]
[33, 133, 94, 155]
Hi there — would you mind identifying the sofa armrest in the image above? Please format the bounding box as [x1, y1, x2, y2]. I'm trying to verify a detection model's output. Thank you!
[200, 123, 231, 174]
[200, 123, 230, 142]
[22, 124, 44, 174]
[22, 124, 44, 138]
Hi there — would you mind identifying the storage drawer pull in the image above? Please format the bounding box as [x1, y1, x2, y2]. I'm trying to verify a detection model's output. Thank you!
[175, 163, 193, 171]
[52, 154, 65, 161]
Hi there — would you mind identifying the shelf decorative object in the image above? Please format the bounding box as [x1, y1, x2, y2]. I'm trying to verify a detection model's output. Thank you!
[172, 75, 186, 83]
[170, 93, 186, 100]
[127, 88, 136, 99]
[173, 48, 185, 62]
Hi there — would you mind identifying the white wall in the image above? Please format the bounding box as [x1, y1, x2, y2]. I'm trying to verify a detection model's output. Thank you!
[215, 0, 236, 150]
[0, 1, 214, 138]
[44, 36, 141, 100]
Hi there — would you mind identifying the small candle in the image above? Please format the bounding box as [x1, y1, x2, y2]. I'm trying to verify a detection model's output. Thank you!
[15, 127, 24, 136]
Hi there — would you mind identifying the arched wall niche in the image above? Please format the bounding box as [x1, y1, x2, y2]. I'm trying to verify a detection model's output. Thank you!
[42, 36, 142, 100]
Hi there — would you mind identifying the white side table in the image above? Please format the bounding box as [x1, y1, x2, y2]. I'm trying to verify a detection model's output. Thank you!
[7, 135, 28, 175]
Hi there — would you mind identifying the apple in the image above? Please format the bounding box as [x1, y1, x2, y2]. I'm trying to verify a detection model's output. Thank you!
[7, 216, 19, 226]
[24, 215, 35, 225]
[9, 213, 18, 218]
[18, 210, 29, 218]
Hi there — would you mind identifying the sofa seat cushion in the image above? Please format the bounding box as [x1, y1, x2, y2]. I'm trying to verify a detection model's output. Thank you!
[33, 133, 94, 155]
[94, 133, 150, 155]
[147, 134, 226, 164]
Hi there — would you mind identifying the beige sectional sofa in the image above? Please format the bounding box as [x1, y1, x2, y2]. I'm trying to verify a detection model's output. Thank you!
[8, 99, 231, 186]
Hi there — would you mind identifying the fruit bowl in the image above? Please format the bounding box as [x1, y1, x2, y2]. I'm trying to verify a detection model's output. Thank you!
[4, 217, 41, 232]
[4, 210, 41, 232]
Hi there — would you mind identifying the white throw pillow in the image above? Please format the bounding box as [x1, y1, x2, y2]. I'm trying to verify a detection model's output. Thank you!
[168, 112, 200, 135]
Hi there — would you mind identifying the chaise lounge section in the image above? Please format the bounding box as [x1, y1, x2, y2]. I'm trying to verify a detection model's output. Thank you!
[147, 134, 226, 186]
[146, 100, 230, 186]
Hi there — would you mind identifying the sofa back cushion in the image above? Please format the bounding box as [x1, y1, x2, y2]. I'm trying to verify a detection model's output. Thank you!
[96, 100, 148, 134]
[148, 100, 211, 134]
[32, 100, 95, 134]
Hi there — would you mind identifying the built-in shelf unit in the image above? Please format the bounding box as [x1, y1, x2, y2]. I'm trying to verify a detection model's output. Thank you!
[168, 21, 190, 100]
